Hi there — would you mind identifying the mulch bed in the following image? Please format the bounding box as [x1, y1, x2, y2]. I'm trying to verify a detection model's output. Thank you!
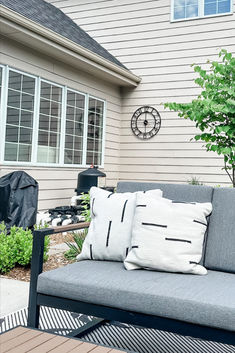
[1, 233, 75, 282]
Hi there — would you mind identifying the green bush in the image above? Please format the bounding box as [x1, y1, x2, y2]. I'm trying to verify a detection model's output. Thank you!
[164, 50, 235, 187]
[0, 222, 49, 274]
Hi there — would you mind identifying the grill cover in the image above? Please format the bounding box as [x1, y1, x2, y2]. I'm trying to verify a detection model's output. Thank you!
[0, 171, 38, 231]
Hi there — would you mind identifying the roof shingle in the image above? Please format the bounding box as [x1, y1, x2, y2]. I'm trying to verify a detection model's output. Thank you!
[0, 0, 126, 69]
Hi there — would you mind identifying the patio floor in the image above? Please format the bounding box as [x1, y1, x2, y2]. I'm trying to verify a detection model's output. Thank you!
[0, 307, 234, 353]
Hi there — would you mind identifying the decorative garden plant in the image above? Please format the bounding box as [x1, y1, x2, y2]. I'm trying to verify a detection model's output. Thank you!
[165, 50, 235, 187]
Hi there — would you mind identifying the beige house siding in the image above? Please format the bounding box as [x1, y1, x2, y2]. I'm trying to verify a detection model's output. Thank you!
[0, 37, 122, 210]
[49, 0, 235, 186]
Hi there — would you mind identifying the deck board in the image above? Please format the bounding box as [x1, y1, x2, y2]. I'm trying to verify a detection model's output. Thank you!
[0, 326, 28, 344]
[9, 332, 56, 353]
[0, 327, 129, 352]
[1, 329, 42, 352]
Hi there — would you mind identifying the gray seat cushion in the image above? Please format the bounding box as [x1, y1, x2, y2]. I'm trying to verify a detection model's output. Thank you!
[117, 182, 214, 203]
[37, 261, 235, 332]
[205, 187, 235, 273]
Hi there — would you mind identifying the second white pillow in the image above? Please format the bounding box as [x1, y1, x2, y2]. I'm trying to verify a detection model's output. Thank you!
[124, 193, 212, 275]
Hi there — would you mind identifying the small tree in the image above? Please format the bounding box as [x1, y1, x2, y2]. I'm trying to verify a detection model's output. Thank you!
[164, 50, 235, 187]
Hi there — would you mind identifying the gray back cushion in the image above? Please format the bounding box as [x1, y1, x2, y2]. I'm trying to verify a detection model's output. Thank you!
[204, 187, 235, 273]
[117, 182, 213, 203]
[117, 182, 214, 265]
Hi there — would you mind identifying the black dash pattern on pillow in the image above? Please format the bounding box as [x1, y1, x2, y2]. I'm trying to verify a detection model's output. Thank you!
[142, 222, 167, 228]
[90, 244, 93, 260]
[121, 200, 128, 222]
[106, 221, 112, 247]
[193, 219, 207, 227]
[165, 237, 192, 244]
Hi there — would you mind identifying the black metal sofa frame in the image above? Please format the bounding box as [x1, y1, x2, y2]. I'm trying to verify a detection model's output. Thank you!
[27, 222, 235, 346]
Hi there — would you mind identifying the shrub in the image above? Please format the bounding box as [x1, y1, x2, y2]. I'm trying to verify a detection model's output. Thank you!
[80, 192, 91, 222]
[187, 176, 203, 186]
[64, 232, 86, 260]
[0, 222, 49, 274]
[164, 50, 235, 187]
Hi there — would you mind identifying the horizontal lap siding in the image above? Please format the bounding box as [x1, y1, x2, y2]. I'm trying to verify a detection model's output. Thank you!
[49, 0, 235, 187]
[0, 38, 121, 210]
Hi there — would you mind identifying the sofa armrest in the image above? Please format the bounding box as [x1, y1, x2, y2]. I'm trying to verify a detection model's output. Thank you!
[30, 221, 90, 279]
[28, 222, 90, 306]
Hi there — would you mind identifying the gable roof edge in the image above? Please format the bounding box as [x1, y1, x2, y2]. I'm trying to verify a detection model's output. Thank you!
[0, 5, 141, 87]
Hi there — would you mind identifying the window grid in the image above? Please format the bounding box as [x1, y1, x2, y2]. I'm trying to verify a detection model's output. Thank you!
[64, 89, 85, 165]
[171, 0, 232, 21]
[86, 97, 104, 166]
[37, 80, 63, 164]
[0, 66, 105, 167]
[4, 70, 36, 162]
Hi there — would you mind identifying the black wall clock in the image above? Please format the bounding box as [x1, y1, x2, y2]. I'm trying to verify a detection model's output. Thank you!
[131, 106, 161, 139]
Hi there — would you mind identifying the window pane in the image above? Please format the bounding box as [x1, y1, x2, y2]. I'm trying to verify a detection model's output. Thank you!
[50, 101, 60, 117]
[67, 91, 75, 106]
[52, 86, 62, 102]
[49, 132, 59, 147]
[66, 120, 74, 135]
[22, 93, 34, 111]
[64, 149, 73, 164]
[8, 71, 21, 91]
[18, 144, 31, 162]
[19, 127, 32, 144]
[74, 136, 83, 150]
[186, 4, 198, 17]
[75, 108, 84, 123]
[4, 70, 35, 162]
[218, 0, 230, 13]
[4, 143, 17, 161]
[174, 6, 185, 19]
[64, 89, 85, 165]
[38, 130, 48, 146]
[174, 0, 199, 19]
[6, 108, 20, 125]
[21, 111, 33, 128]
[76, 94, 85, 109]
[40, 82, 51, 99]
[37, 81, 62, 164]
[22, 76, 35, 95]
[74, 150, 82, 164]
[5, 125, 19, 143]
[39, 114, 49, 131]
[50, 117, 60, 133]
[204, 1, 217, 14]
[40, 99, 50, 115]
[8, 89, 21, 108]
[65, 135, 73, 149]
[204, 0, 231, 15]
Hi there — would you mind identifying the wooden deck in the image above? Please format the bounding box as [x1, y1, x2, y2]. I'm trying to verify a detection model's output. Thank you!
[0, 326, 129, 353]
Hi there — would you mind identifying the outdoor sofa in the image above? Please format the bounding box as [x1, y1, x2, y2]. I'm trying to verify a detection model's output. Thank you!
[28, 182, 235, 345]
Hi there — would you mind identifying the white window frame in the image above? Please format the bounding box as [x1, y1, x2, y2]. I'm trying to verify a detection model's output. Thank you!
[171, 0, 233, 22]
[0, 65, 106, 168]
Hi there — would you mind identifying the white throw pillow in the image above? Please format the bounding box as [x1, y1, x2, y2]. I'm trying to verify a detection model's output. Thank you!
[124, 193, 212, 275]
[77, 187, 163, 262]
